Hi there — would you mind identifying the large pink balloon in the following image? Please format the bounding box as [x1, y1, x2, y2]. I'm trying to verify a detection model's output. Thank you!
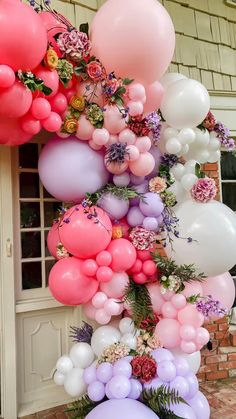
[202, 272, 235, 310]
[91, 0, 175, 84]
[39, 11, 67, 43]
[107, 238, 137, 272]
[178, 305, 204, 328]
[35, 66, 59, 98]
[49, 257, 98, 305]
[59, 205, 112, 259]
[0, 80, 32, 118]
[146, 283, 165, 314]
[143, 81, 165, 114]
[47, 222, 60, 259]
[0, 1, 47, 71]
[0, 116, 32, 146]
[155, 319, 181, 348]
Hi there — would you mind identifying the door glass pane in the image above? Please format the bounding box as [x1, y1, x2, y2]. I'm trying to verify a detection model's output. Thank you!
[44, 202, 61, 227]
[45, 260, 56, 286]
[19, 143, 38, 169]
[21, 232, 41, 258]
[221, 152, 236, 180]
[22, 262, 42, 289]
[20, 173, 39, 198]
[21, 202, 40, 228]
[222, 183, 236, 211]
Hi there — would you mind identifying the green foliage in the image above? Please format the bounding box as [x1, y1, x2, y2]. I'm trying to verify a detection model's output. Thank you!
[86, 183, 143, 206]
[186, 294, 201, 304]
[66, 395, 99, 419]
[79, 22, 89, 36]
[195, 163, 205, 179]
[159, 164, 175, 187]
[17, 71, 52, 95]
[123, 280, 154, 328]
[141, 385, 187, 419]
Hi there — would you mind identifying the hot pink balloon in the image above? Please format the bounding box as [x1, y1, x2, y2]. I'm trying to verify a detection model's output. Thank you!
[0, 65, 15, 88]
[202, 272, 235, 310]
[39, 11, 67, 44]
[82, 259, 98, 277]
[146, 283, 165, 314]
[49, 257, 98, 305]
[35, 66, 59, 98]
[21, 114, 41, 135]
[143, 81, 165, 114]
[0, 80, 32, 118]
[42, 112, 62, 132]
[155, 319, 181, 348]
[96, 266, 113, 283]
[100, 272, 129, 299]
[96, 251, 112, 267]
[0, 115, 32, 146]
[31, 98, 51, 120]
[59, 205, 112, 259]
[107, 238, 136, 272]
[76, 114, 95, 141]
[91, 0, 175, 84]
[0, 1, 47, 71]
[129, 152, 155, 177]
[178, 305, 204, 328]
[47, 222, 60, 259]
[50, 93, 68, 114]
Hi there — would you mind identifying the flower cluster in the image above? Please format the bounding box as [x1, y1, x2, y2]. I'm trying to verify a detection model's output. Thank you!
[161, 153, 179, 168]
[131, 355, 157, 383]
[98, 342, 130, 364]
[86, 103, 104, 128]
[203, 111, 216, 131]
[196, 295, 228, 319]
[57, 59, 74, 86]
[102, 72, 120, 96]
[44, 48, 59, 70]
[191, 177, 217, 203]
[160, 274, 182, 295]
[57, 29, 91, 63]
[145, 112, 162, 143]
[214, 122, 235, 150]
[149, 177, 167, 194]
[56, 242, 69, 259]
[139, 313, 161, 334]
[128, 115, 150, 137]
[129, 226, 156, 251]
[105, 142, 129, 164]
[161, 190, 177, 207]
[136, 331, 162, 355]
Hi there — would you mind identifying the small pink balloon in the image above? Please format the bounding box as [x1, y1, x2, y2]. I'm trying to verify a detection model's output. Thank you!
[161, 302, 177, 319]
[130, 259, 143, 274]
[146, 283, 165, 313]
[195, 327, 210, 346]
[89, 140, 103, 151]
[135, 136, 152, 152]
[107, 134, 119, 146]
[180, 325, 197, 341]
[47, 222, 60, 259]
[50, 93, 68, 114]
[162, 290, 175, 301]
[143, 81, 165, 114]
[96, 251, 112, 267]
[128, 83, 146, 102]
[95, 308, 111, 325]
[155, 319, 181, 348]
[0, 115, 32, 145]
[0, 80, 32, 118]
[96, 266, 113, 283]
[127, 101, 144, 117]
[83, 301, 97, 320]
[92, 291, 108, 309]
[126, 145, 140, 162]
[100, 272, 129, 298]
[93, 128, 110, 145]
[31, 98, 51, 120]
[107, 238, 137, 272]
[82, 259, 98, 277]
[21, 114, 41, 135]
[129, 152, 155, 176]
[142, 260, 157, 276]
[133, 272, 148, 284]
[178, 305, 204, 328]
[104, 298, 122, 316]
[180, 340, 197, 354]
[171, 294, 187, 310]
[105, 160, 129, 175]
[119, 129, 136, 145]
[182, 282, 203, 298]
[42, 112, 62, 132]
[0, 65, 15, 88]
[76, 114, 95, 141]
[35, 66, 59, 98]
[104, 105, 126, 134]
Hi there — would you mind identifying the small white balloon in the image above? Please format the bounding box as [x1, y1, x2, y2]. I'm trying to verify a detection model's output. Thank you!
[119, 317, 135, 334]
[163, 127, 179, 141]
[195, 149, 210, 164]
[171, 348, 201, 374]
[64, 368, 87, 397]
[181, 144, 190, 155]
[91, 326, 121, 357]
[194, 128, 210, 148]
[56, 355, 73, 375]
[171, 163, 186, 181]
[69, 343, 94, 369]
[184, 160, 198, 174]
[160, 72, 187, 90]
[181, 174, 198, 191]
[121, 333, 137, 350]
[178, 128, 196, 145]
[166, 138, 182, 154]
[54, 371, 65, 386]
[208, 138, 221, 151]
[208, 150, 221, 163]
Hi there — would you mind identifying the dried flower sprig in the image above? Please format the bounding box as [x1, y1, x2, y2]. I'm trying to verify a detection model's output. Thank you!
[69, 322, 94, 344]
[187, 294, 228, 319]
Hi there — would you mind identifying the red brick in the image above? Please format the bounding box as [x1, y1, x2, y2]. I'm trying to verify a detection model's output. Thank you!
[219, 323, 229, 331]
[228, 353, 236, 361]
[205, 354, 227, 364]
[206, 324, 218, 333]
[219, 361, 236, 370]
[215, 317, 228, 324]
[206, 370, 228, 380]
[203, 163, 218, 171]
[199, 363, 218, 373]
[230, 332, 236, 347]
[219, 337, 231, 346]
[197, 372, 206, 382]
[215, 331, 227, 339]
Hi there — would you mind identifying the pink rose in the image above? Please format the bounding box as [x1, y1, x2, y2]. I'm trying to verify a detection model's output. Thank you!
[107, 78, 120, 95]
[87, 61, 103, 81]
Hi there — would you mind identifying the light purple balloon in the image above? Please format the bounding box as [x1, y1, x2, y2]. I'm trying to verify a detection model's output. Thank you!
[157, 360, 176, 382]
[130, 180, 149, 206]
[146, 146, 162, 179]
[127, 207, 145, 227]
[97, 193, 129, 220]
[188, 391, 210, 419]
[128, 379, 143, 400]
[38, 136, 109, 202]
[105, 381, 113, 399]
[169, 376, 190, 398]
[169, 402, 197, 419]
[113, 173, 130, 187]
[113, 360, 132, 378]
[173, 356, 190, 377]
[123, 355, 134, 363]
[143, 217, 159, 231]
[108, 375, 131, 399]
[87, 381, 105, 402]
[139, 192, 164, 217]
[83, 365, 97, 385]
[130, 174, 145, 186]
[96, 362, 113, 384]
[157, 214, 164, 225]
[85, 399, 159, 419]
[151, 348, 174, 363]
[144, 377, 165, 390]
[185, 372, 199, 399]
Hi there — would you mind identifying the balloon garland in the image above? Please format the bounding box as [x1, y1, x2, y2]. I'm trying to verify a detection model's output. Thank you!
[2, 0, 236, 417]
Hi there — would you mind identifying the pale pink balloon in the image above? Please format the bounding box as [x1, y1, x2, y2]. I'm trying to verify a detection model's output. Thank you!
[105, 160, 129, 175]
[128, 83, 146, 102]
[143, 81, 165, 114]
[83, 301, 97, 320]
[180, 340, 197, 354]
[92, 292, 108, 309]
[50, 93, 68, 114]
[21, 114, 41, 135]
[180, 325, 197, 342]
[119, 129, 136, 145]
[195, 327, 210, 346]
[178, 305, 204, 328]
[89, 140, 103, 151]
[76, 114, 95, 141]
[146, 283, 165, 314]
[104, 298, 123, 316]
[104, 105, 126, 134]
[162, 290, 175, 301]
[129, 152, 155, 176]
[76, 81, 104, 107]
[126, 145, 140, 162]
[107, 238, 137, 272]
[35, 66, 59, 98]
[31, 98, 51, 120]
[42, 112, 62, 132]
[95, 308, 111, 325]
[182, 282, 203, 298]
[127, 101, 144, 117]
[91, 0, 175, 84]
[82, 259, 98, 277]
[161, 302, 177, 319]
[135, 136, 152, 152]
[100, 272, 129, 298]
[155, 319, 181, 348]
[202, 272, 235, 310]
[0, 80, 32, 118]
[47, 222, 60, 259]
[0, 65, 15, 88]
[96, 266, 113, 283]
[93, 128, 110, 146]
[107, 134, 119, 146]
[171, 294, 187, 310]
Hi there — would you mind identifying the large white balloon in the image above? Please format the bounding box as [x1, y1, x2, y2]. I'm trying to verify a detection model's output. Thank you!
[64, 367, 87, 397]
[161, 79, 210, 129]
[69, 342, 95, 369]
[165, 200, 236, 276]
[160, 72, 187, 90]
[171, 348, 201, 374]
[91, 326, 121, 357]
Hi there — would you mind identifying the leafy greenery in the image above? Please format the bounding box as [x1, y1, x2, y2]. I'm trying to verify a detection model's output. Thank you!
[141, 385, 187, 419]
[123, 280, 154, 328]
[186, 294, 201, 304]
[86, 183, 143, 206]
[79, 22, 89, 36]
[66, 395, 100, 419]
[195, 162, 205, 179]
[17, 71, 52, 95]
[159, 163, 175, 187]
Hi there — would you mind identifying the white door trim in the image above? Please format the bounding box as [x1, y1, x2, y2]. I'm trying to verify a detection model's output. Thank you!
[0, 146, 17, 419]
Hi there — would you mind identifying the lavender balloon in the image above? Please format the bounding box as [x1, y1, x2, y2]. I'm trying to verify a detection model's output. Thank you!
[139, 192, 164, 217]
[188, 391, 210, 419]
[147, 146, 162, 179]
[108, 375, 131, 399]
[185, 372, 199, 399]
[143, 217, 159, 231]
[97, 192, 129, 220]
[83, 365, 97, 385]
[113, 360, 132, 378]
[127, 207, 145, 227]
[157, 360, 177, 382]
[96, 362, 113, 384]
[128, 379, 143, 400]
[169, 376, 190, 398]
[38, 136, 109, 202]
[169, 402, 197, 419]
[85, 399, 159, 419]
[144, 377, 165, 390]
[173, 356, 190, 377]
[113, 173, 130, 187]
[151, 348, 174, 363]
[130, 174, 145, 186]
[130, 181, 149, 206]
[88, 381, 105, 402]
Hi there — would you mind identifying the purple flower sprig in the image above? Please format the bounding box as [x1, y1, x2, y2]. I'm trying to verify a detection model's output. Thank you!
[145, 112, 162, 143]
[214, 122, 235, 151]
[69, 322, 94, 344]
[161, 153, 179, 168]
[195, 295, 228, 319]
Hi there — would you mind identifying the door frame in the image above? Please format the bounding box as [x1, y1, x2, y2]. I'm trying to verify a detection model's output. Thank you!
[0, 146, 17, 419]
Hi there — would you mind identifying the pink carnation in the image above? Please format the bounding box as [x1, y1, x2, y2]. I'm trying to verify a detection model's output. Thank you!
[191, 177, 217, 203]
[57, 30, 91, 63]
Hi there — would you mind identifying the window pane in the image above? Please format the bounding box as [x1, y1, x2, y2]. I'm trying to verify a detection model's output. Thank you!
[221, 152, 236, 180]
[44, 202, 61, 227]
[230, 265, 236, 277]
[22, 262, 42, 289]
[21, 202, 40, 228]
[19, 143, 38, 169]
[20, 173, 39, 198]
[21, 232, 41, 258]
[43, 187, 54, 198]
[222, 183, 236, 211]
[45, 259, 56, 286]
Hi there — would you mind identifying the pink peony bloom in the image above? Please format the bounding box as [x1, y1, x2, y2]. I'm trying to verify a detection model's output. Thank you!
[149, 176, 167, 193]
[57, 30, 91, 63]
[191, 177, 217, 203]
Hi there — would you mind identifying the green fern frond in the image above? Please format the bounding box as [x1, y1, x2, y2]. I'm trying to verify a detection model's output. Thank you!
[86, 183, 143, 206]
[123, 280, 154, 328]
[141, 385, 187, 418]
[66, 395, 99, 419]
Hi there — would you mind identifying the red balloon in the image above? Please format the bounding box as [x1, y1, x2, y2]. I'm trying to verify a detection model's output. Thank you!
[0, 80, 32, 118]
[133, 272, 148, 284]
[107, 238, 137, 272]
[49, 257, 98, 305]
[129, 259, 143, 274]
[47, 222, 60, 259]
[59, 205, 112, 259]
[21, 114, 41, 135]
[142, 260, 157, 276]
